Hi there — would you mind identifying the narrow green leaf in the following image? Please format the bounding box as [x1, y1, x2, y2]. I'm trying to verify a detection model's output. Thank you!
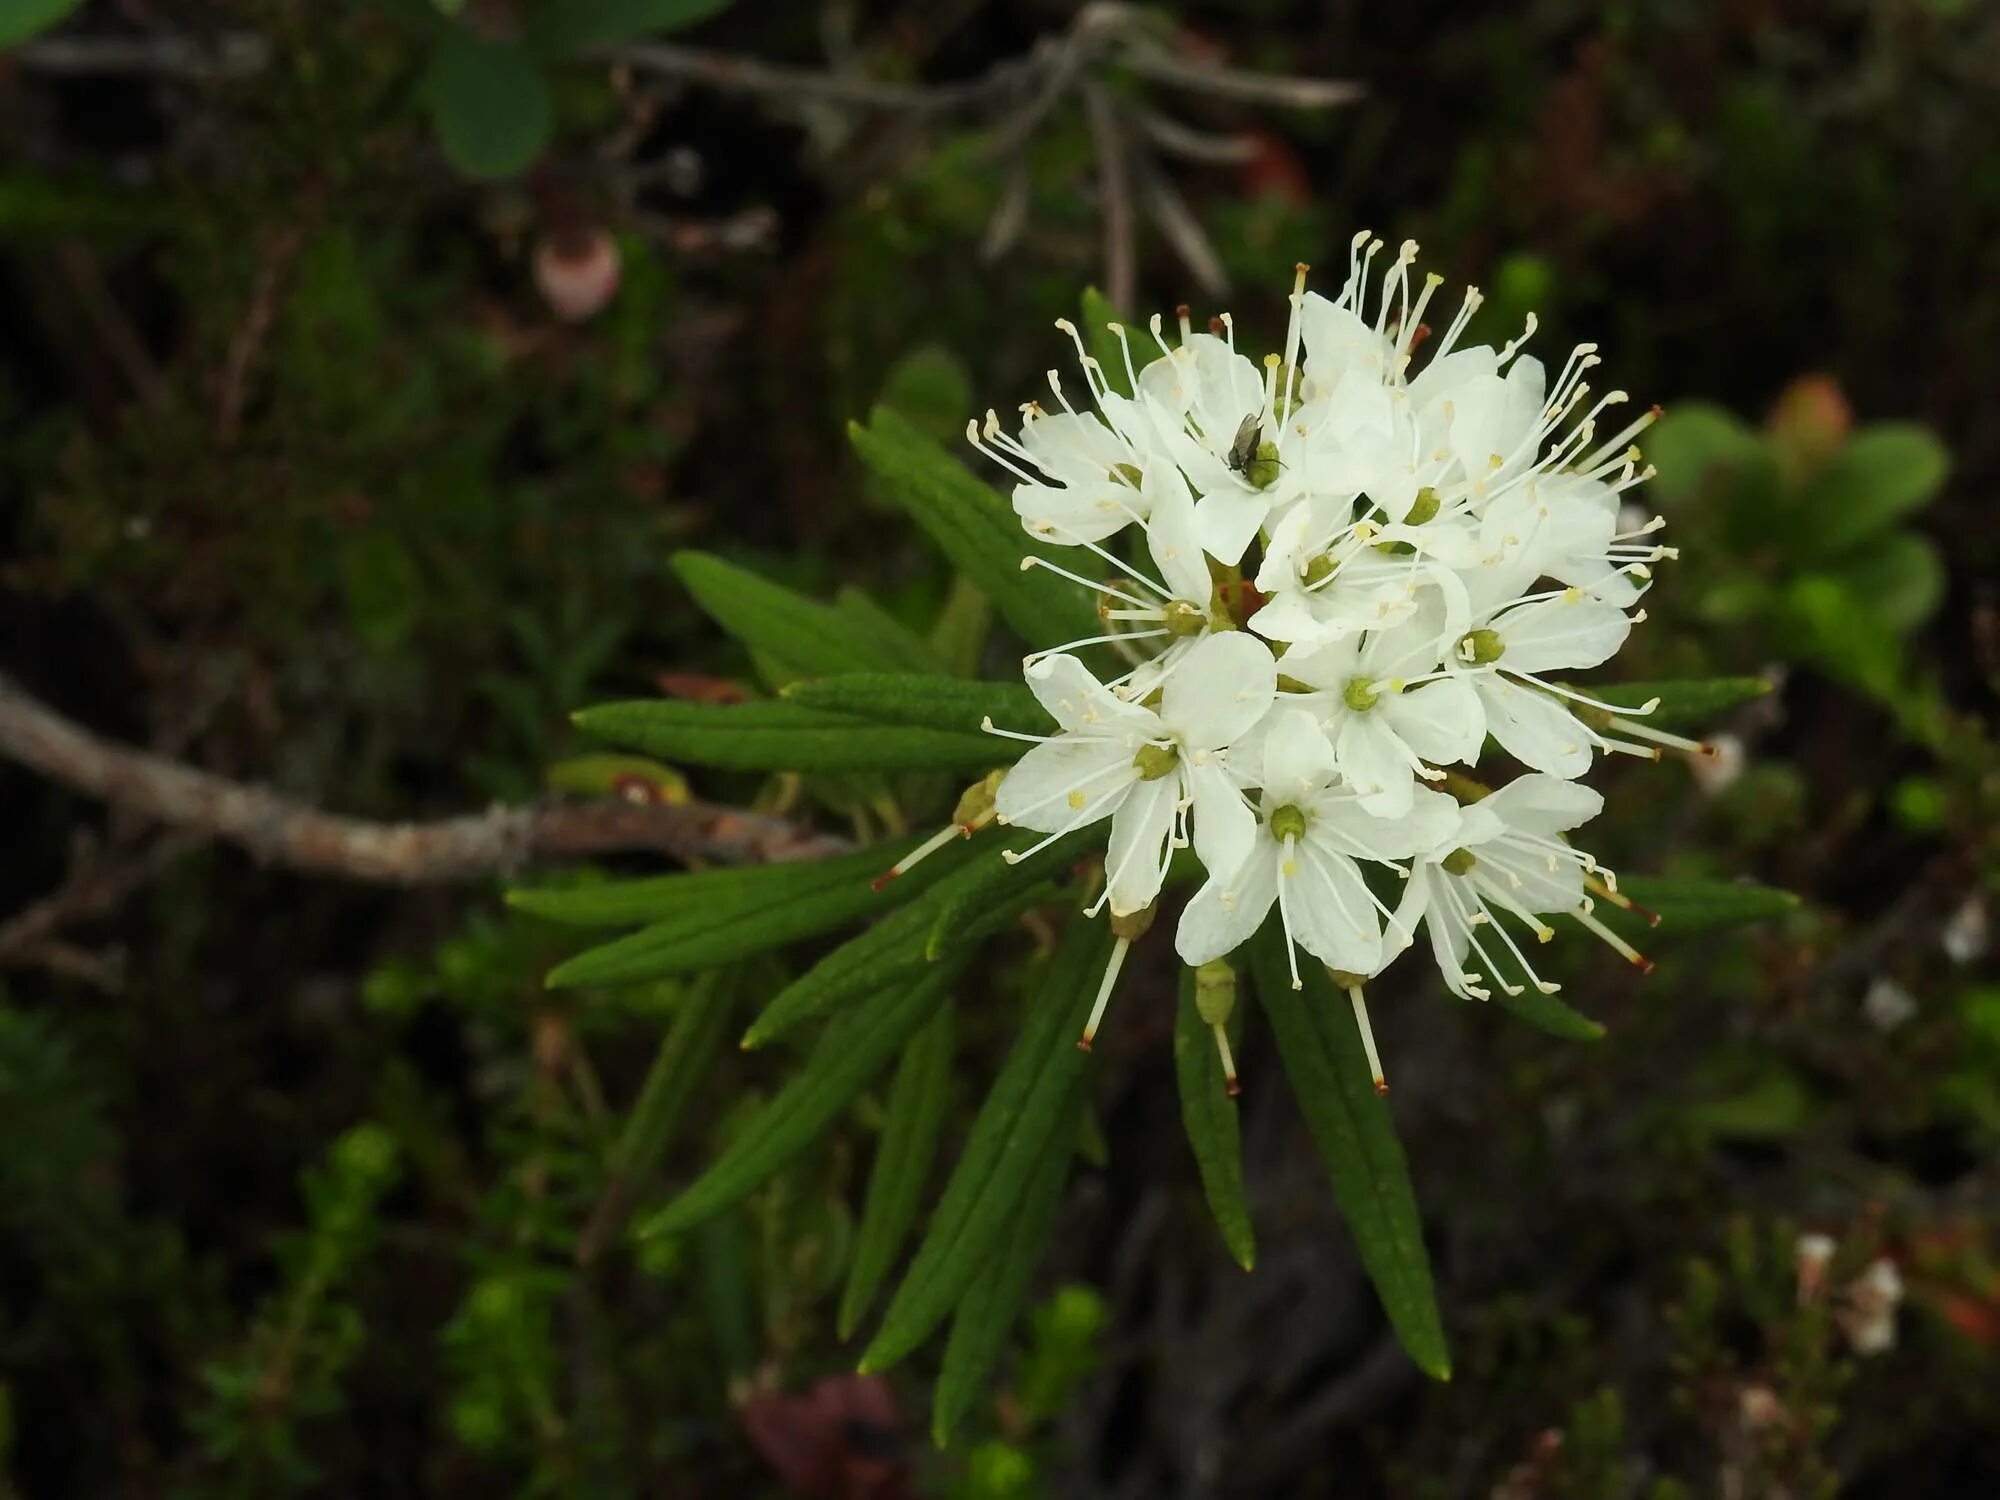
[427, 28, 553, 180]
[785, 674, 1047, 739]
[578, 972, 738, 1258]
[539, 836, 984, 990]
[1173, 967, 1255, 1270]
[640, 962, 961, 1238]
[1580, 677, 1771, 730]
[741, 862, 1052, 1048]
[542, 753, 690, 803]
[929, 575, 994, 678]
[923, 828, 1097, 961]
[859, 918, 1111, 1374]
[839, 1000, 957, 1339]
[510, 836, 920, 929]
[932, 1107, 1077, 1446]
[1803, 424, 1949, 558]
[572, 698, 1003, 772]
[1490, 983, 1605, 1041]
[835, 587, 947, 675]
[673, 551, 934, 678]
[1617, 875, 1800, 932]
[850, 408, 1101, 653]
[1251, 925, 1449, 1380]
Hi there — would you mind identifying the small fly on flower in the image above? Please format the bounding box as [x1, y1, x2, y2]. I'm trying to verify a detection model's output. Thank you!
[1225, 413, 1263, 479]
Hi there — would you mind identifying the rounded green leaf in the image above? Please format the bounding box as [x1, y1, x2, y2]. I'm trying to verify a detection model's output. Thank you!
[428, 29, 553, 180]
[0, 0, 84, 48]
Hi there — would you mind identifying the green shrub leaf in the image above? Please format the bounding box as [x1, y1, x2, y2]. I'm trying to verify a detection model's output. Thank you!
[1581, 677, 1771, 730]
[785, 674, 1047, 739]
[572, 698, 1003, 772]
[1617, 875, 1800, 932]
[1804, 424, 1949, 557]
[850, 408, 1101, 653]
[840, 999, 957, 1339]
[858, 916, 1111, 1373]
[1173, 966, 1255, 1270]
[931, 1107, 1077, 1445]
[673, 551, 937, 678]
[1491, 983, 1606, 1041]
[427, 28, 553, 180]
[639, 961, 961, 1238]
[0, 0, 85, 49]
[1251, 925, 1449, 1380]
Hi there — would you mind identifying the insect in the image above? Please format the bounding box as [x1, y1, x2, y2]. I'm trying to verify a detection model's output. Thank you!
[1225, 413, 1263, 478]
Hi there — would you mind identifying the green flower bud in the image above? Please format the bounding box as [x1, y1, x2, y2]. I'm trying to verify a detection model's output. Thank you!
[1194, 959, 1237, 1026]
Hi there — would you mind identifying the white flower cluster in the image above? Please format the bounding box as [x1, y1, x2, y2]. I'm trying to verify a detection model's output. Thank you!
[960, 235, 1699, 1086]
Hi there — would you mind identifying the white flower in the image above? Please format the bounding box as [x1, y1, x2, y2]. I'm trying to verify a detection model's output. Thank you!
[1177, 708, 1459, 985]
[991, 633, 1276, 916]
[1274, 594, 1485, 816]
[1390, 774, 1647, 1000]
[1447, 589, 1635, 779]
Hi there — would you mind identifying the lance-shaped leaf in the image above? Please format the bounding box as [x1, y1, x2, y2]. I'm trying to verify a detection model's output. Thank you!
[578, 972, 739, 1261]
[931, 1102, 1079, 1446]
[742, 830, 1084, 1046]
[572, 699, 1001, 772]
[674, 552, 937, 679]
[1173, 966, 1255, 1270]
[849, 407, 1100, 653]
[1490, 982, 1606, 1042]
[839, 1000, 957, 1339]
[1578, 677, 1772, 730]
[1617, 875, 1800, 932]
[640, 960, 962, 1238]
[922, 827, 1098, 961]
[537, 835, 985, 990]
[858, 917, 1111, 1374]
[1251, 924, 1450, 1380]
[510, 835, 923, 929]
[785, 674, 1047, 740]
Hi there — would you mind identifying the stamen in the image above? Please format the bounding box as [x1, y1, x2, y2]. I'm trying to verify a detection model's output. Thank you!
[1572, 906, 1655, 973]
[1079, 934, 1132, 1050]
[1345, 981, 1388, 1093]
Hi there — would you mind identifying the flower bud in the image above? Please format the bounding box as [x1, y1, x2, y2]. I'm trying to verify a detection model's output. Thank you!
[534, 228, 622, 322]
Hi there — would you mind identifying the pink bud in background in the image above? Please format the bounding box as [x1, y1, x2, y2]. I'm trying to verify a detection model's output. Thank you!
[533, 228, 621, 322]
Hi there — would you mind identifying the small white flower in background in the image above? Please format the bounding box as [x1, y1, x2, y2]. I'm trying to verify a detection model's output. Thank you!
[1837, 1259, 1905, 1356]
[1862, 975, 1919, 1032]
[952, 234, 1716, 1081]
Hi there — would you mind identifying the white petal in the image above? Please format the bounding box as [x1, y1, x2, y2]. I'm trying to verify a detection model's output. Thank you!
[1335, 713, 1417, 817]
[1379, 676, 1484, 767]
[1284, 843, 1383, 976]
[1175, 846, 1279, 966]
[1141, 461, 1212, 601]
[1161, 633, 1278, 750]
[1023, 653, 1156, 736]
[1104, 775, 1179, 916]
[1477, 773, 1603, 836]
[1476, 678, 1594, 779]
[1491, 593, 1631, 674]
[1185, 757, 1257, 876]
[994, 736, 1136, 833]
[1260, 707, 1336, 805]
[1193, 487, 1271, 565]
[1011, 480, 1135, 545]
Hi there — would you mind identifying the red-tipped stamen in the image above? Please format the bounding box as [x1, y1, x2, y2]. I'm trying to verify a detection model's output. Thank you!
[1212, 1022, 1240, 1097]
[871, 821, 965, 891]
[1079, 935, 1132, 1051]
[1572, 906, 1655, 973]
[1587, 874, 1660, 928]
[1608, 715, 1713, 758]
[1345, 983, 1388, 1093]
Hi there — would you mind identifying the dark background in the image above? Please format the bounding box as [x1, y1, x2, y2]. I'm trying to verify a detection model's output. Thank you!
[2, 2, 1998, 1496]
